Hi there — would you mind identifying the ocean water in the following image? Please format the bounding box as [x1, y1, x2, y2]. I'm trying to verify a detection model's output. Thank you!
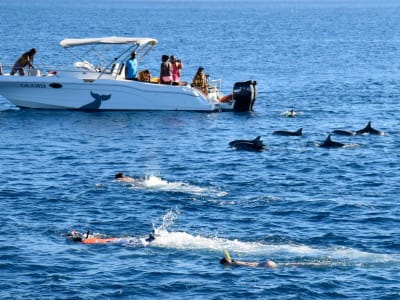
[1, 0, 400, 299]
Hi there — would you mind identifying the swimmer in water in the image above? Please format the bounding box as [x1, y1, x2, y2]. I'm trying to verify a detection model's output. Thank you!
[67, 230, 155, 244]
[287, 109, 296, 117]
[220, 250, 330, 268]
[115, 172, 136, 183]
[220, 257, 278, 268]
[280, 109, 297, 118]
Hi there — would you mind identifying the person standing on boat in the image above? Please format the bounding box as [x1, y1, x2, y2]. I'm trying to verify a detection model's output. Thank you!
[192, 66, 208, 95]
[160, 54, 172, 84]
[0, 62, 3, 75]
[125, 51, 138, 80]
[10, 48, 36, 76]
[170, 55, 183, 84]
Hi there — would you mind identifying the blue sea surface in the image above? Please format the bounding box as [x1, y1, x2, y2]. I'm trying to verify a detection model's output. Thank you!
[1, 0, 400, 299]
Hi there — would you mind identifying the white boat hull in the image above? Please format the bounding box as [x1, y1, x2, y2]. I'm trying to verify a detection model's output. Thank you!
[0, 74, 224, 111]
[0, 37, 257, 112]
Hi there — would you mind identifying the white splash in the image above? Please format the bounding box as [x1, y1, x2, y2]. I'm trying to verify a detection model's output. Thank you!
[125, 175, 227, 196]
[147, 211, 399, 265]
[142, 175, 207, 194]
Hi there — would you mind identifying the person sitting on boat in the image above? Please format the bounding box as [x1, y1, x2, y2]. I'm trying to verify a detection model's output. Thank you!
[138, 69, 152, 82]
[192, 66, 208, 95]
[160, 54, 172, 84]
[10, 48, 36, 76]
[170, 55, 183, 85]
[125, 51, 138, 80]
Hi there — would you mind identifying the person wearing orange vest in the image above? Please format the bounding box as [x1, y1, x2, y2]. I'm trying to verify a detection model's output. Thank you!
[68, 230, 155, 244]
[192, 66, 208, 95]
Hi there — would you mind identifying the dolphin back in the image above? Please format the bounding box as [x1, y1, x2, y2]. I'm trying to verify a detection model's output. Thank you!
[229, 136, 264, 151]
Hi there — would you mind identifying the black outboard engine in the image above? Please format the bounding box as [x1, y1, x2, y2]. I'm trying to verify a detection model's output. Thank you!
[232, 80, 257, 112]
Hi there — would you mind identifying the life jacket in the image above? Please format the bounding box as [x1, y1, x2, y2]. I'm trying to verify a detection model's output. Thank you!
[193, 73, 206, 87]
[138, 70, 151, 82]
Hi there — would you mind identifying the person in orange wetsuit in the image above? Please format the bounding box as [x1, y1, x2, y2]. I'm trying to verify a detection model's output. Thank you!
[68, 230, 155, 244]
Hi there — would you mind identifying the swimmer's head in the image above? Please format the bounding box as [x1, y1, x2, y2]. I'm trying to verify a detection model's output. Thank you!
[69, 230, 83, 242]
[220, 258, 229, 265]
[115, 172, 124, 179]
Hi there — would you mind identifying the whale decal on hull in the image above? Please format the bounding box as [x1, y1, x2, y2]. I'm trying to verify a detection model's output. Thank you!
[79, 91, 112, 110]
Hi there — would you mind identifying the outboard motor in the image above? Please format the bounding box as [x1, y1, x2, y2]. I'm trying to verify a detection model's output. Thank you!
[232, 80, 257, 112]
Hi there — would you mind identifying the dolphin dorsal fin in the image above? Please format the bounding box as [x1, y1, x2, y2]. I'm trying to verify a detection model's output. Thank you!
[297, 128, 303, 135]
[254, 136, 261, 141]
[326, 134, 332, 142]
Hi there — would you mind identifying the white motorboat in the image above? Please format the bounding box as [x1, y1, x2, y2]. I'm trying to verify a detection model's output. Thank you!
[0, 37, 257, 112]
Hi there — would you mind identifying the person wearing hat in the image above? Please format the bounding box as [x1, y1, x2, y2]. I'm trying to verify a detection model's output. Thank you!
[125, 51, 138, 80]
[192, 66, 208, 95]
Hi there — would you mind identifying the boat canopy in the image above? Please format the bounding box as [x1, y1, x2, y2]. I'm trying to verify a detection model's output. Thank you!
[60, 37, 158, 48]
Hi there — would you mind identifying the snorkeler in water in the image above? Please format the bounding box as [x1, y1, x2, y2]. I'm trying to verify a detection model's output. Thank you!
[220, 250, 277, 268]
[220, 257, 278, 268]
[67, 230, 155, 244]
[115, 172, 137, 183]
[220, 250, 330, 268]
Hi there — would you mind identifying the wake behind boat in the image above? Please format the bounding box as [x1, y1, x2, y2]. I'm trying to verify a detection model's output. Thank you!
[0, 37, 257, 112]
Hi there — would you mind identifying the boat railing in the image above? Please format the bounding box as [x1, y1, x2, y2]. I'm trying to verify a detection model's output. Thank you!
[208, 78, 221, 91]
[0, 62, 116, 78]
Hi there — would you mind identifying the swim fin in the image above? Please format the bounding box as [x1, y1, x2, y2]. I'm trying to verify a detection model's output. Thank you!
[224, 249, 232, 263]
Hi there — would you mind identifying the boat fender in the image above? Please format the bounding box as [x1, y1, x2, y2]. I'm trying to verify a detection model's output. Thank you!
[220, 94, 233, 103]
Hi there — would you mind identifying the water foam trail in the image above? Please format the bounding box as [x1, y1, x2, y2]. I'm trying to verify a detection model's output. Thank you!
[149, 230, 398, 265]
[142, 175, 207, 193]
[149, 210, 399, 265]
[69, 211, 399, 266]
[124, 175, 226, 196]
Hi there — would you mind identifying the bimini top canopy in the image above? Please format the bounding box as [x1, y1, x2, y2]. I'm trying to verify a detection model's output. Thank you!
[60, 37, 158, 48]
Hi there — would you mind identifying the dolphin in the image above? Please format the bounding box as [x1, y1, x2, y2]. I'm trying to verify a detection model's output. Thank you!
[273, 128, 303, 136]
[229, 136, 265, 152]
[319, 134, 346, 148]
[331, 129, 356, 136]
[356, 121, 385, 136]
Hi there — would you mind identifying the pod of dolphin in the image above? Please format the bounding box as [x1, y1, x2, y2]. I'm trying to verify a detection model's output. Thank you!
[229, 121, 386, 151]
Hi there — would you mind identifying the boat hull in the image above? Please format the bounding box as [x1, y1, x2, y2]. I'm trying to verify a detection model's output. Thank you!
[0, 75, 221, 111]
